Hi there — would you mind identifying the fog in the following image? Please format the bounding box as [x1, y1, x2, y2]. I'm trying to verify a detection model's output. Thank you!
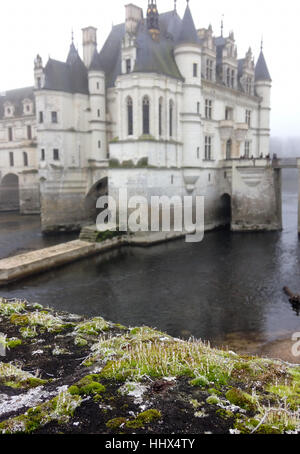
[0, 0, 299, 138]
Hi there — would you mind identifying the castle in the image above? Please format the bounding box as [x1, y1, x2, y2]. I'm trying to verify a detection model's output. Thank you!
[0, 1, 282, 234]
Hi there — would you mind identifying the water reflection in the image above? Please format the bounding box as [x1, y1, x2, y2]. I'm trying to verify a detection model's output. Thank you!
[0, 170, 299, 362]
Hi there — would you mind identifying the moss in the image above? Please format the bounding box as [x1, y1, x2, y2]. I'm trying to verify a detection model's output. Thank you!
[114, 324, 128, 331]
[226, 388, 257, 412]
[208, 388, 222, 396]
[190, 376, 210, 388]
[74, 337, 88, 347]
[206, 395, 220, 406]
[0, 391, 81, 434]
[69, 375, 106, 397]
[7, 339, 22, 349]
[0, 300, 26, 316]
[75, 317, 110, 336]
[20, 327, 38, 339]
[26, 377, 47, 388]
[106, 418, 127, 430]
[126, 410, 162, 429]
[216, 409, 234, 420]
[96, 230, 120, 243]
[10, 314, 29, 326]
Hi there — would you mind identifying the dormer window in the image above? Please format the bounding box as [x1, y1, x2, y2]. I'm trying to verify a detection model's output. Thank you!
[23, 99, 33, 116]
[4, 103, 14, 118]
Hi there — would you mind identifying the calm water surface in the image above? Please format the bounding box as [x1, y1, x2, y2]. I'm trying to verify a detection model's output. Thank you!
[1, 170, 300, 357]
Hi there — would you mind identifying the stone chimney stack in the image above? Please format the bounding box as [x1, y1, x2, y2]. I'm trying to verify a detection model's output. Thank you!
[125, 4, 143, 34]
[82, 26, 97, 68]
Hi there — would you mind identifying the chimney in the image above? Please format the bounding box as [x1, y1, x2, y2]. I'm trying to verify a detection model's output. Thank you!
[125, 4, 143, 34]
[82, 27, 97, 68]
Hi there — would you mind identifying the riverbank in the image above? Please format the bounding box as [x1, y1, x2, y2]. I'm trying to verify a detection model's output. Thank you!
[0, 297, 299, 435]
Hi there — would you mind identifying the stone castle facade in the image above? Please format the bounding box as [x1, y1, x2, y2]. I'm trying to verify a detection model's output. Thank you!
[0, 1, 281, 233]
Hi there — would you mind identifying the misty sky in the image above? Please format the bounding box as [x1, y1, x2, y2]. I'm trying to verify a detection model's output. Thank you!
[0, 0, 299, 138]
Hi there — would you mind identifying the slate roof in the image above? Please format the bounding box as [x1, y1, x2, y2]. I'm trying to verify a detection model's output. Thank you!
[0, 87, 35, 119]
[175, 4, 200, 46]
[97, 10, 185, 88]
[255, 51, 272, 82]
[41, 5, 270, 95]
[43, 44, 89, 95]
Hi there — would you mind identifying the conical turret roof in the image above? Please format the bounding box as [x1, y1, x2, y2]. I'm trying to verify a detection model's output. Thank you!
[176, 3, 200, 46]
[255, 51, 272, 82]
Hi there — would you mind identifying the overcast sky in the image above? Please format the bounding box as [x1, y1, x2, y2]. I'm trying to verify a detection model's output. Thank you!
[0, 0, 299, 138]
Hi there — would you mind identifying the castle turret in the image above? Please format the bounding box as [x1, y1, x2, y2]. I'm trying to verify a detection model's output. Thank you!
[255, 46, 272, 157]
[88, 48, 107, 162]
[174, 1, 202, 167]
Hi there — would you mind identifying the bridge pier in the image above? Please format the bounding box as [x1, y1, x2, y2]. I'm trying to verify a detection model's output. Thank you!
[231, 160, 282, 232]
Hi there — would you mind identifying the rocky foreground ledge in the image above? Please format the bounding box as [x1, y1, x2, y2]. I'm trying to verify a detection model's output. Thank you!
[0, 297, 299, 435]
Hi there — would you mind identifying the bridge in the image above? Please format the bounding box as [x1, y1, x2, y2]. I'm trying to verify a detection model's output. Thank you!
[272, 158, 299, 169]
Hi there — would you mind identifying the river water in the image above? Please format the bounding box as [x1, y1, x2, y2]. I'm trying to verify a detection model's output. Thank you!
[1, 170, 300, 361]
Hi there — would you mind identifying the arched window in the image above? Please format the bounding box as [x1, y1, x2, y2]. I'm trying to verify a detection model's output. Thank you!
[23, 152, 28, 167]
[159, 98, 163, 136]
[226, 139, 232, 160]
[142, 96, 150, 135]
[169, 100, 174, 138]
[127, 97, 133, 136]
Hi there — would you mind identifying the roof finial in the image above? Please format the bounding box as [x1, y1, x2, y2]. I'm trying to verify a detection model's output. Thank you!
[261, 36, 264, 52]
[71, 29, 74, 44]
[174, 0, 177, 11]
[221, 14, 224, 37]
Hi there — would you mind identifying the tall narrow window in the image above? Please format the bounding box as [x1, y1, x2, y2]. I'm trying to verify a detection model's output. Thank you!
[39, 112, 44, 123]
[206, 59, 213, 81]
[197, 147, 200, 160]
[226, 68, 230, 87]
[97, 109, 100, 118]
[169, 100, 174, 138]
[8, 127, 13, 142]
[23, 152, 28, 167]
[9, 152, 14, 167]
[159, 99, 163, 136]
[126, 59, 131, 74]
[98, 140, 101, 149]
[205, 136, 212, 161]
[51, 111, 58, 123]
[245, 110, 251, 127]
[193, 63, 198, 77]
[226, 139, 232, 160]
[205, 100, 212, 119]
[53, 149, 59, 161]
[27, 125, 32, 140]
[245, 141, 250, 158]
[143, 96, 150, 135]
[127, 97, 133, 136]
[231, 70, 235, 88]
[197, 102, 200, 114]
[41, 149, 45, 161]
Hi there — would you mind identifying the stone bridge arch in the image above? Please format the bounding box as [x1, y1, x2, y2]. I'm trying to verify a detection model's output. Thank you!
[84, 177, 108, 223]
[0, 173, 20, 212]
